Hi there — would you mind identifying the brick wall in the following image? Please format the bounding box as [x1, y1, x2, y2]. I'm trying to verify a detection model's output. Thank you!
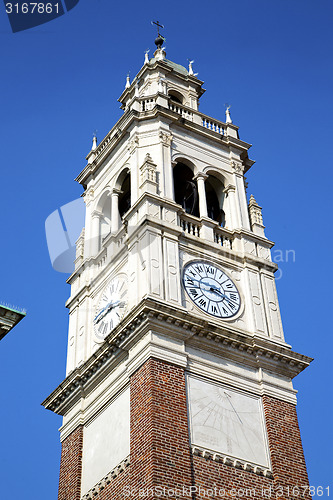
[263, 395, 311, 500]
[58, 425, 83, 500]
[130, 357, 193, 498]
[57, 359, 311, 500]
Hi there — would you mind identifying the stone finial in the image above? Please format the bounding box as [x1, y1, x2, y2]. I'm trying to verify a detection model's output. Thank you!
[140, 153, 158, 194]
[154, 47, 166, 61]
[226, 105, 232, 124]
[125, 74, 130, 89]
[248, 195, 265, 236]
[92, 133, 97, 151]
[75, 228, 85, 265]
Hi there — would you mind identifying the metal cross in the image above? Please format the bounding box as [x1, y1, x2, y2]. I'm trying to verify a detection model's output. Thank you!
[151, 20, 164, 36]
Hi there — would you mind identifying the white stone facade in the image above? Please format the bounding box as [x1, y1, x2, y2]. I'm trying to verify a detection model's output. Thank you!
[65, 49, 285, 379]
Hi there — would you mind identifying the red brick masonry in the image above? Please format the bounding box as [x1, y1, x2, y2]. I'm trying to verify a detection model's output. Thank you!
[58, 358, 311, 499]
[58, 425, 83, 500]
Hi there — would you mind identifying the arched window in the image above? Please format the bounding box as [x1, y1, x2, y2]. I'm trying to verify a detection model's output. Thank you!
[173, 162, 199, 217]
[168, 90, 184, 105]
[118, 172, 131, 218]
[205, 175, 225, 226]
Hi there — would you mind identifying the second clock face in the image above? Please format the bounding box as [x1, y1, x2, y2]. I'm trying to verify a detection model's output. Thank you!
[182, 261, 241, 318]
[94, 275, 128, 341]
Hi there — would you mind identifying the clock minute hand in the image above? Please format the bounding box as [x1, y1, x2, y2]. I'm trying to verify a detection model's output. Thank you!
[186, 276, 218, 290]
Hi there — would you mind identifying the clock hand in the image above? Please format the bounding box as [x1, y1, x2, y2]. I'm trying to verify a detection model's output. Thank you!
[94, 299, 126, 324]
[94, 300, 120, 324]
[186, 276, 218, 289]
[185, 276, 238, 305]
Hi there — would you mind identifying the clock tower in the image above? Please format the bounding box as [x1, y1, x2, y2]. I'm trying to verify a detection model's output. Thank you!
[43, 35, 312, 500]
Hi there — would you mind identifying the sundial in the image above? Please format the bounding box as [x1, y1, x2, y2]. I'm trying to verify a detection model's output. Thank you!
[187, 376, 270, 467]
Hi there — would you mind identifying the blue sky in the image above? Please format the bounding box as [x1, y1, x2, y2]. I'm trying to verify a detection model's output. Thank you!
[0, 0, 332, 498]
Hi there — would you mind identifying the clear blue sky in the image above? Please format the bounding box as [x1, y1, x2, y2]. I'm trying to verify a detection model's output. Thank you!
[0, 1, 332, 498]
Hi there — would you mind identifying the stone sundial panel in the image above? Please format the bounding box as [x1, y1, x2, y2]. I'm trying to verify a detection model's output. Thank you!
[187, 375, 270, 468]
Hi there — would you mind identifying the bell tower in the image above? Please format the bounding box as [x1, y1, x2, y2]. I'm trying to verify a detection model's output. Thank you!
[43, 34, 312, 500]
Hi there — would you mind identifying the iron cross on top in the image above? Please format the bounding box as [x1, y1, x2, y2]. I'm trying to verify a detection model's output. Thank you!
[152, 20, 164, 36]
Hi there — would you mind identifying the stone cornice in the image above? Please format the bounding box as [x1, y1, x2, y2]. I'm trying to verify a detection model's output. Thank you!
[77, 105, 252, 187]
[42, 298, 312, 416]
[0, 305, 26, 340]
[192, 446, 273, 479]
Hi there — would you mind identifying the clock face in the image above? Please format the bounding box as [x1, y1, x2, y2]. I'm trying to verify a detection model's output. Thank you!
[94, 275, 128, 341]
[182, 261, 241, 318]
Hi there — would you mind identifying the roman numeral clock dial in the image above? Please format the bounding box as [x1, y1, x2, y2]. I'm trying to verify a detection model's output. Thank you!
[93, 275, 128, 341]
[182, 261, 241, 318]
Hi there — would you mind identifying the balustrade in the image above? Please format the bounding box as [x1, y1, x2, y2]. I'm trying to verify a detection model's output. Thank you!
[214, 228, 233, 249]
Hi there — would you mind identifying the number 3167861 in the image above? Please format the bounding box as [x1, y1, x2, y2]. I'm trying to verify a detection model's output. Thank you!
[6, 3, 60, 14]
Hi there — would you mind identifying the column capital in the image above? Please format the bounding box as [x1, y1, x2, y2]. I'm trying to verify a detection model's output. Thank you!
[111, 188, 122, 196]
[159, 131, 173, 147]
[224, 184, 236, 194]
[193, 172, 208, 182]
[231, 160, 244, 175]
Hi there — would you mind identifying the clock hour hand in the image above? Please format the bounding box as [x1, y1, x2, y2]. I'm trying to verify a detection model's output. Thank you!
[209, 285, 237, 305]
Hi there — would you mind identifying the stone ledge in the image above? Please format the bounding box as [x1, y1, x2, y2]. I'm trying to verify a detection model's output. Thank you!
[192, 445, 273, 479]
[81, 456, 130, 499]
[42, 298, 313, 416]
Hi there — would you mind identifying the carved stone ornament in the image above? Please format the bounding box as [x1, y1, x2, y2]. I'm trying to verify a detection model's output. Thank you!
[83, 187, 94, 206]
[127, 135, 139, 154]
[159, 131, 173, 147]
[231, 160, 244, 174]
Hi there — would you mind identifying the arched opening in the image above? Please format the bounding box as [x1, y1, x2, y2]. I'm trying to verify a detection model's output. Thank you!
[118, 172, 131, 218]
[168, 90, 184, 105]
[173, 162, 199, 217]
[205, 175, 225, 226]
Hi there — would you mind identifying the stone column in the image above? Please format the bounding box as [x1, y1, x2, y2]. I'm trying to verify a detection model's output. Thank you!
[224, 184, 239, 229]
[231, 160, 251, 230]
[91, 211, 100, 256]
[111, 189, 121, 234]
[194, 172, 208, 218]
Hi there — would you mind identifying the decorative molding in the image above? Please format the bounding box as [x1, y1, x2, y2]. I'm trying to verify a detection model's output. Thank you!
[159, 131, 173, 147]
[231, 160, 244, 174]
[82, 187, 94, 206]
[81, 456, 130, 499]
[127, 135, 139, 154]
[191, 446, 273, 479]
[42, 298, 313, 416]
